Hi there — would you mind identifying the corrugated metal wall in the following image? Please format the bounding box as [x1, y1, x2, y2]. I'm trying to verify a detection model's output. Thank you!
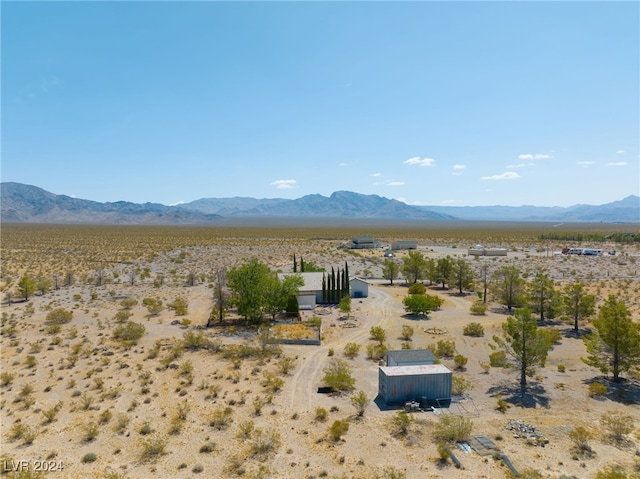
[378, 369, 452, 404]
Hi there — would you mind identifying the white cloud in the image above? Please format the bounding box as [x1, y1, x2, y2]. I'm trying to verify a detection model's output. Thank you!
[616, 150, 625, 154]
[506, 163, 527, 169]
[169, 200, 185, 206]
[404, 156, 436, 167]
[339, 162, 348, 167]
[480, 171, 521, 180]
[607, 162, 627, 166]
[271, 179, 298, 189]
[371, 172, 381, 177]
[374, 180, 405, 186]
[451, 164, 466, 175]
[577, 161, 595, 168]
[518, 153, 551, 160]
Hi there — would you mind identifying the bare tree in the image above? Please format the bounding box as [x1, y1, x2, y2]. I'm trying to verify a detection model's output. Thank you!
[64, 270, 74, 287]
[128, 269, 136, 286]
[208, 268, 230, 327]
[95, 269, 106, 287]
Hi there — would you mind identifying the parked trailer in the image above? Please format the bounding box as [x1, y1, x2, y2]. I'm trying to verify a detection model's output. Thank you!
[581, 249, 603, 256]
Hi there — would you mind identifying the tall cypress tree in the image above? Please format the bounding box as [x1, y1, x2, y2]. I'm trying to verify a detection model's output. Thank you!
[337, 269, 342, 300]
[331, 267, 336, 303]
[322, 274, 327, 303]
[293, 254, 297, 273]
[300, 257, 305, 273]
[344, 262, 350, 298]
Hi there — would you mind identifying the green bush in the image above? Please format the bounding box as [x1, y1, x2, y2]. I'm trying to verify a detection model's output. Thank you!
[322, 358, 355, 392]
[343, 342, 361, 359]
[365, 342, 388, 361]
[463, 322, 485, 337]
[453, 354, 468, 370]
[489, 351, 508, 368]
[433, 415, 473, 443]
[369, 326, 386, 343]
[328, 419, 349, 441]
[600, 411, 635, 443]
[113, 321, 146, 346]
[434, 340, 456, 358]
[408, 283, 426, 295]
[469, 300, 488, 316]
[81, 452, 97, 463]
[539, 327, 562, 346]
[45, 308, 73, 325]
[314, 407, 328, 422]
[588, 382, 607, 398]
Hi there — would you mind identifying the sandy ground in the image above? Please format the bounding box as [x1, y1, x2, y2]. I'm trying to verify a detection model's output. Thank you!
[1, 240, 639, 479]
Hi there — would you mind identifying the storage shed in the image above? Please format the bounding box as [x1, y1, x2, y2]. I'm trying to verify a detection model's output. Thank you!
[378, 364, 452, 405]
[391, 240, 418, 250]
[349, 277, 369, 298]
[386, 349, 437, 367]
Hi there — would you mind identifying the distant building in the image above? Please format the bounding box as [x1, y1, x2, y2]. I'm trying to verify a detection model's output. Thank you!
[349, 235, 379, 249]
[278, 273, 369, 308]
[391, 240, 417, 250]
[467, 247, 507, 257]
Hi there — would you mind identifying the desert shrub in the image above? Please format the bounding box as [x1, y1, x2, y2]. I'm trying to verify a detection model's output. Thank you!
[434, 340, 456, 358]
[557, 364, 566, 373]
[328, 419, 349, 441]
[277, 356, 296, 375]
[113, 321, 145, 346]
[82, 452, 98, 463]
[83, 422, 99, 442]
[595, 465, 630, 479]
[0, 371, 14, 386]
[250, 429, 281, 458]
[600, 411, 635, 444]
[452, 375, 474, 395]
[168, 297, 188, 316]
[113, 413, 130, 433]
[400, 324, 414, 341]
[433, 415, 473, 443]
[45, 308, 73, 325]
[569, 426, 594, 456]
[42, 403, 62, 423]
[495, 394, 509, 413]
[322, 358, 356, 392]
[392, 410, 413, 436]
[366, 342, 388, 361]
[315, 407, 328, 422]
[370, 326, 386, 343]
[463, 322, 484, 337]
[199, 442, 216, 453]
[237, 420, 255, 439]
[453, 354, 468, 370]
[142, 297, 163, 315]
[350, 390, 370, 417]
[539, 327, 562, 346]
[518, 469, 544, 479]
[209, 406, 233, 430]
[489, 351, 508, 368]
[469, 300, 488, 315]
[378, 466, 407, 479]
[120, 298, 138, 309]
[588, 382, 608, 398]
[113, 311, 133, 324]
[343, 342, 361, 359]
[140, 434, 168, 458]
[408, 283, 426, 295]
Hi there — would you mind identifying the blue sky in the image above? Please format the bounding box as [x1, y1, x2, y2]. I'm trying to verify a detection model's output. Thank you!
[2, 1, 638, 207]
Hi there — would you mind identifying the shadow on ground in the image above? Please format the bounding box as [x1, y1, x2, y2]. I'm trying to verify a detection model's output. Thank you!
[583, 376, 640, 405]
[486, 382, 550, 409]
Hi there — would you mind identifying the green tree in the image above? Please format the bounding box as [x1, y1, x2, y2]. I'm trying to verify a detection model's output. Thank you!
[492, 308, 552, 397]
[322, 358, 356, 392]
[435, 256, 453, 289]
[264, 273, 303, 320]
[17, 275, 35, 301]
[208, 268, 230, 326]
[402, 293, 443, 316]
[339, 295, 352, 318]
[527, 271, 555, 323]
[369, 325, 386, 343]
[35, 275, 52, 295]
[382, 259, 400, 285]
[477, 262, 491, 303]
[562, 282, 595, 332]
[582, 295, 640, 383]
[491, 265, 525, 312]
[227, 258, 272, 324]
[401, 250, 427, 283]
[448, 258, 474, 294]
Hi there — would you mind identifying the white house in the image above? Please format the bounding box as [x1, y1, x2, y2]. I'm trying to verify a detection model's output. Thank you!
[349, 277, 369, 298]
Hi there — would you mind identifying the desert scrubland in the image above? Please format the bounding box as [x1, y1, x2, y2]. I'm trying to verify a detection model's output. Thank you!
[1, 222, 639, 479]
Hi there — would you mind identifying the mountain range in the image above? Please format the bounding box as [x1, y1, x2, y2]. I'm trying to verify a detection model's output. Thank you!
[1, 182, 638, 225]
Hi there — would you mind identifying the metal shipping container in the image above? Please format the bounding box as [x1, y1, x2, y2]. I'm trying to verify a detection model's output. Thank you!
[378, 364, 452, 404]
